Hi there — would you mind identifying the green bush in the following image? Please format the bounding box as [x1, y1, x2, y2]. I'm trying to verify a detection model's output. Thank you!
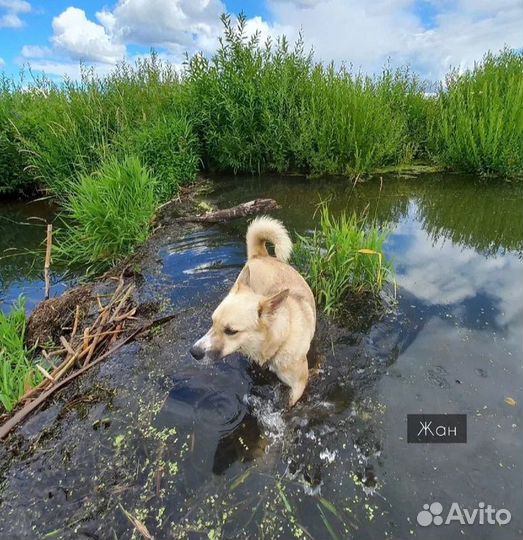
[2, 56, 185, 196]
[0, 297, 41, 412]
[186, 15, 428, 177]
[295, 65, 422, 176]
[55, 156, 157, 271]
[294, 204, 394, 315]
[122, 115, 200, 201]
[0, 74, 34, 194]
[185, 15, 311, 174]
[433, 49, 523, 178]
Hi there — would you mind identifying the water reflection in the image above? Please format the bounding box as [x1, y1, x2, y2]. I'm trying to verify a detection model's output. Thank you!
[212, 173, 523, 256]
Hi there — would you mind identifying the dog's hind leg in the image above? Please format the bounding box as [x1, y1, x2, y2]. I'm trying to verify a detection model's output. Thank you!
[275, 356, 309, 407]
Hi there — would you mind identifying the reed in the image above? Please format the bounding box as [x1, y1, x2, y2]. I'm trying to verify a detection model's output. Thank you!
[54, 156, 157, 271]
[432, 49, 523, 178]
[293, 204, 394, 315]
[185, 14, 426, 177]
[1, 15, 520, 201]
[0, 298, 41, 412]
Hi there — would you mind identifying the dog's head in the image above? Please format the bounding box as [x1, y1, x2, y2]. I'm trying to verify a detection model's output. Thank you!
[190, 267, 289, 362]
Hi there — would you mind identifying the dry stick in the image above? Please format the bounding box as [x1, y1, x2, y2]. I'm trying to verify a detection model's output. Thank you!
[47, 348, 67, 357]
[71, 305, 81, 338]
[180, 198, 280, 223]
[113, 307, 137, 322]
[59, 335, 76, 357]
[0, 315, 174, 440]
[20, 282, 130, 402]
[83, 327, 90, 349]
[36, 364, 55, 383]
[44, 223, 53, 300]
[110, 323, 122, 344]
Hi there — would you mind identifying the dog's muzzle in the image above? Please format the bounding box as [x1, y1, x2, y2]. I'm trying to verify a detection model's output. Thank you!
[190, 330, 221, 361]
[189, 344, 205, 361]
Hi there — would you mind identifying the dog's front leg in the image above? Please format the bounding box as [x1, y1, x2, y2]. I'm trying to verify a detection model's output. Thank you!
[274, 355, 309, 407]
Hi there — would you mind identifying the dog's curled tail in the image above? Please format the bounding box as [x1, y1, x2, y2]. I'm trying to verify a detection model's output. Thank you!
[246, 216, 293, 262]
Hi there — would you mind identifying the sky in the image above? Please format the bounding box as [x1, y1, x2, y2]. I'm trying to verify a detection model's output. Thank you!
[0, 0, 521, 82]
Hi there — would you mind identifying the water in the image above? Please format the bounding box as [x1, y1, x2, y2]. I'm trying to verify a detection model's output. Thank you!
[0, 198, 72, 313]
[0, 174, 521, 539]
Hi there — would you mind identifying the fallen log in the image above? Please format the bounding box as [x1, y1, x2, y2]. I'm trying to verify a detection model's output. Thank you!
[180, 198, 280, 223]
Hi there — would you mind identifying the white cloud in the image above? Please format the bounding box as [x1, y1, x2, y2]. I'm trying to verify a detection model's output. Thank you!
[21, 45, 51, 58]
[0, 57, 5, 68]
[0, 0, 30, 28]
[97, 0, 226, 55]
[51, 7, 125, 64]
[266, 0, 523, 79]
[17, 0, 522, 81]
[16, 1, 276, 79]
[396, 203, 522, 331]
[0, 0, 30, 9]
[243, 15, 291, 46]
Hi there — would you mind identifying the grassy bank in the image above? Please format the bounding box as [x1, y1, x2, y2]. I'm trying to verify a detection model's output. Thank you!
[54, 156, 158, 271]
[1, 16, 521, 198]
[0, 15, 521, 270]
[431, 49, 523, 177]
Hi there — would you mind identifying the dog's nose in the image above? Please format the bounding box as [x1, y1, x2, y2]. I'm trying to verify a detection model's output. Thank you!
[190, 345, 205, 361]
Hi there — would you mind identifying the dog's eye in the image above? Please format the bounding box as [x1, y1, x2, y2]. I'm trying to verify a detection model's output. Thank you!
[224, 327, 238, 336]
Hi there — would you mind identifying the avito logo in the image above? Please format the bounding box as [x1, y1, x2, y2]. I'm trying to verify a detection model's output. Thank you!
[417, 501, 511, 527]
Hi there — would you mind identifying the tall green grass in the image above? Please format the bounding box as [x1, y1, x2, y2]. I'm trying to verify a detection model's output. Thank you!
[432, 49, 523, 177]
[1, 15, 521, 202]
[294, 204, 394, 315]
[0, 298, 41, 412]
[55, 156, 157, 272]
[121, 114, 200, 201]
[1, 55, 199, 197]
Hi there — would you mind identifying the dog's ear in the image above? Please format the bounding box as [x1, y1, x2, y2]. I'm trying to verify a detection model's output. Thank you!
[259, 289, 289, 317]
[234, 266, 251, 290]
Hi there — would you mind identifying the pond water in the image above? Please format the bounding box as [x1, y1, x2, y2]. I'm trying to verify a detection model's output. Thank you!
[1, 174, 522, 539]
[0, 198, 73, 313]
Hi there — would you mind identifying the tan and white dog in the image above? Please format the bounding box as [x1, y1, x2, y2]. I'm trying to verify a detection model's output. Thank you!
[190, 216, 316, 406]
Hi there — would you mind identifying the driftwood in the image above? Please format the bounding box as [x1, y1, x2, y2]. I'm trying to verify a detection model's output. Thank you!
[181, 198, 279, 223]
[0, 314, 174, 440]
[0, 271, 175, 440]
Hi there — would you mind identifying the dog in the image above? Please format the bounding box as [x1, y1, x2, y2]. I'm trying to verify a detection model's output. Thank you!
[190, 216, 316, 406]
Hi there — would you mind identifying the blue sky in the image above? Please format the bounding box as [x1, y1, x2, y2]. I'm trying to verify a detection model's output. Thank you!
[0, 0, 521, 81]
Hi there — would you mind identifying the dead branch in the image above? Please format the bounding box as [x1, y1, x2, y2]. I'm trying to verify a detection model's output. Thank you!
[44, 223, 52, 300]
[180, 198, 280, 223]
[0, 312, 175, 440]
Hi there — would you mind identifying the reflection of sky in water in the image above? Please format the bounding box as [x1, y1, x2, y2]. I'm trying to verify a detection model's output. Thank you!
[376, 201, 522, 536]
[388, 201, 522, 338]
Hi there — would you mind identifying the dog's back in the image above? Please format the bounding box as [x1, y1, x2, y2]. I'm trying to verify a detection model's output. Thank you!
[244, 217, 315, 322]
